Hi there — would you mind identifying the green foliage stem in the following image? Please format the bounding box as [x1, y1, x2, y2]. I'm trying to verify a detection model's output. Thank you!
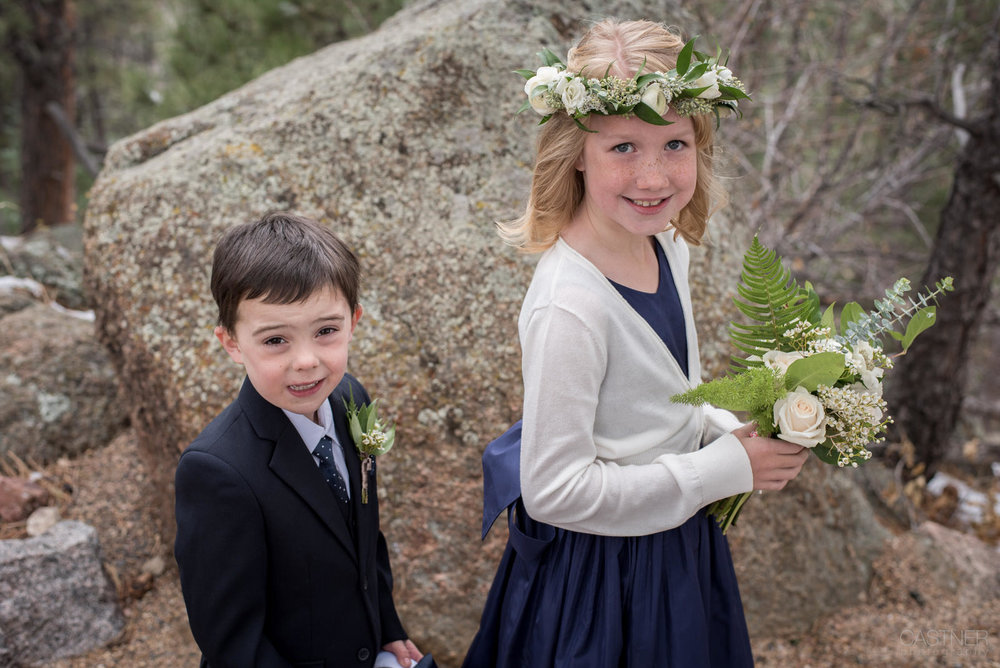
[672, 365, 782, 436]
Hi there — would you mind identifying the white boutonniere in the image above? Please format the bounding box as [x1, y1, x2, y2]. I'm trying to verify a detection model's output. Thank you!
[344, 393, 396, 504]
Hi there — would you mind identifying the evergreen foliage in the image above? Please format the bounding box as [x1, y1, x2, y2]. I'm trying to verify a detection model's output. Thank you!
[165, 0, 405, 114]
[729, 235, 817, 371]
[672, 365, 783, 435]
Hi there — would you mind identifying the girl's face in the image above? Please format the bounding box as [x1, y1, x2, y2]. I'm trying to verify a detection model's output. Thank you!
[574, 111, 698, 240]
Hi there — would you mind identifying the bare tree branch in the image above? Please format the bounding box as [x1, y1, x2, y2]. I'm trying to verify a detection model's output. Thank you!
[45, 101, 100, 177]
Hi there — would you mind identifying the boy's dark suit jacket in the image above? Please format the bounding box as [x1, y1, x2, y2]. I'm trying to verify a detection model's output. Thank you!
[174, 373, 406, 667]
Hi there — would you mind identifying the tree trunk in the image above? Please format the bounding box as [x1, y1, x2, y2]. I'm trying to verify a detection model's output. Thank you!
[14, 0, 78, 234]
[887, 36, 1000, 475]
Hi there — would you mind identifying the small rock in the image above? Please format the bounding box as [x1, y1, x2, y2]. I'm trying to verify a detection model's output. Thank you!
[0, 476, 50, 523]
[0, 520, 124, 663]
[141, 554, 166, 577]
[25, 506, 61, 536]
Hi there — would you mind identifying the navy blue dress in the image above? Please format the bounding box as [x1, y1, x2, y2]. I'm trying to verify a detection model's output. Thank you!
[463, 241, 753, 667]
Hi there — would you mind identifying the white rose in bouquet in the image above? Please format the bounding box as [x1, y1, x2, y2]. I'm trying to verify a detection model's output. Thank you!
[761, 350, 806, 374]
[859, 368, 884, 394]
[773, 386, 828, 447]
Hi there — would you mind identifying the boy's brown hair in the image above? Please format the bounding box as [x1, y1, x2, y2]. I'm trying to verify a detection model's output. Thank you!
[211, 212, 360, 332]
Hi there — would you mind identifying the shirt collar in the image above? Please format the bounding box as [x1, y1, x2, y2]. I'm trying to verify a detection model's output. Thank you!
[283, 399, 336, 453]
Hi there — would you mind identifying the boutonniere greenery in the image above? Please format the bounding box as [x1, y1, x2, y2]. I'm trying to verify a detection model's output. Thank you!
[344, 394, 396, 504]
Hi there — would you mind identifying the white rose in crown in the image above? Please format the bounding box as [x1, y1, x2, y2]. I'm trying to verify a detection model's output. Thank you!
[692, 70, 721, 99]
[640, 82, 669, 116]
[715, 65, 734, 82]
[524, 66, 561, 93]
[524, 66, 562, 114]
[560, 78, 588, 114]
[761, 350, 806, 374]
[773, 386, 828, 447]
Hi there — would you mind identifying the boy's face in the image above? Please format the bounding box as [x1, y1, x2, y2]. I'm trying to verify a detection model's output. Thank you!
[216, 286, 362, 422]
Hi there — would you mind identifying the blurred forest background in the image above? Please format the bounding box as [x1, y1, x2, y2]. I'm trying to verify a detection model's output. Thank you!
[2, 0, 998, 498]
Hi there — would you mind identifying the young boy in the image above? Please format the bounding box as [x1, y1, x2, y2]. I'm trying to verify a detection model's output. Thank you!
[174, 212, 424, 667]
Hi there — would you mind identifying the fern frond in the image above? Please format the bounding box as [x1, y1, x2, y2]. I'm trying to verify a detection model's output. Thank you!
[729, 236, 816, 371]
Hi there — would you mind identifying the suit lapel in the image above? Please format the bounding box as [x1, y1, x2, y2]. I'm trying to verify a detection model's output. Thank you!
[269, 422, 358, 559]
[238, 379, 358, 559]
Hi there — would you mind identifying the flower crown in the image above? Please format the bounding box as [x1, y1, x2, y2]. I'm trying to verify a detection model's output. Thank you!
[516, 36, 750, 131]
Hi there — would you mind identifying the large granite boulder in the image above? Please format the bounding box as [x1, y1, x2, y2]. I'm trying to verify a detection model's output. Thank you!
[727, 461, 893, 636]
[82, 0, 888, 662]
[0, 521, 124, 664]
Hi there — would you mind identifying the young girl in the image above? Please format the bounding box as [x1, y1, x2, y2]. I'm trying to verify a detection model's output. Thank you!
[464, 19, 809, 667]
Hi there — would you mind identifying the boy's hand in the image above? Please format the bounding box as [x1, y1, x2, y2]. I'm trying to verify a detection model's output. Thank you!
[734, 423, 809, 491]
[382, 639, 422, 667]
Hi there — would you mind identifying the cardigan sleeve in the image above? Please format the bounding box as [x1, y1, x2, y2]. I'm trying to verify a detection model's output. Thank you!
[519, 301, 753, 536]
[703, 405, 744, 444]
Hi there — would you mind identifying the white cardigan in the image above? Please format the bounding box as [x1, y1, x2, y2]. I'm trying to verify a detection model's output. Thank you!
[518, 233, 754, 536]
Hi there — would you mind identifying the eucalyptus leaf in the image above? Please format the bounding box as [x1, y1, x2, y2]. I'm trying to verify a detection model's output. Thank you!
[634, 72, 663, 87]
[801, 283, 821, 324]
[364, 403, 376, 432]
[684, 61, 711, 82]
[539, 48, 563, 67]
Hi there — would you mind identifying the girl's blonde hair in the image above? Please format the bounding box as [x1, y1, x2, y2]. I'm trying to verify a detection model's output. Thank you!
[499, 18, 726, 252]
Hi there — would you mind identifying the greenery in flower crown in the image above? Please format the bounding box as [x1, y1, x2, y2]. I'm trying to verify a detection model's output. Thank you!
[516, 36, 750, 132]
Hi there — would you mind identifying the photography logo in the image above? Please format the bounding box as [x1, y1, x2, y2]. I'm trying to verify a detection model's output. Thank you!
[898, 629, 993, 660]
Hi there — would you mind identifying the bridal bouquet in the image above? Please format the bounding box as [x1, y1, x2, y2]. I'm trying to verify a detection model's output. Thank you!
[673, 236, 953, 532]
